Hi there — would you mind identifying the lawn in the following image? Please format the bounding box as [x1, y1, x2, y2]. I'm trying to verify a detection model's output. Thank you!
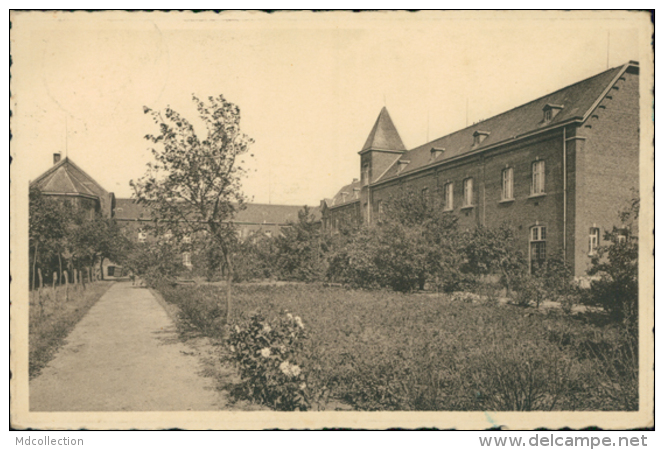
[158, 282, 638, 411]
[29, 281, 114, 378]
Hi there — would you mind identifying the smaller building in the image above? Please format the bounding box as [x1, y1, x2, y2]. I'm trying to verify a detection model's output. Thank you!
[30, 153, 115, 219]
[114, 199, 317, 240]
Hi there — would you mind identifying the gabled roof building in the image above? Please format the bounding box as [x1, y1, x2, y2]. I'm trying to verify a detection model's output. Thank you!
[321, 61, 640, 277]
[30, 153, 115, 219]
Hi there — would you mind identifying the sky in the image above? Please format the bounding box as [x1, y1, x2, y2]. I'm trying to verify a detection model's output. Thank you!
[11, 11, 649, 206]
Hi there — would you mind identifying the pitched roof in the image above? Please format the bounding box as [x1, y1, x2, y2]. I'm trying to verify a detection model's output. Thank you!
[377, 62, 633, 183]
[327, 179, 362, 209]
[114, 198, 152, 220]
[30, 157, 109, 199]
[113, 198, 319, 224]
[360, 107, 407, 153]
[235, 204, 319, 224]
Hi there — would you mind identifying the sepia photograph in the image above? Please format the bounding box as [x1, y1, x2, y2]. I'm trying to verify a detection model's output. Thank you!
[9, 10, 654, 430]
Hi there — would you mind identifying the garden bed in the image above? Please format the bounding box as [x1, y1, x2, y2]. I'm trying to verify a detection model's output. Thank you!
[157, 283, 638, 411]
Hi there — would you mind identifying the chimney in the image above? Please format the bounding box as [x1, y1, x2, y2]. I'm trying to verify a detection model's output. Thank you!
[53, 152, 62, 164]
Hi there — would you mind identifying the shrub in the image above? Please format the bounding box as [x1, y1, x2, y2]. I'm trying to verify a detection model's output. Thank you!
[326, 228, 383, 289]
[227, 312, 312, 410]
[511, 274, 546, 307]
[467, 339, 578, 411]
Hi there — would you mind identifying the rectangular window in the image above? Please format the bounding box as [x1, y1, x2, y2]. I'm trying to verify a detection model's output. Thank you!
[589, 227, 600, 255]
[502, 167, 514, 200]
[361, 164, 370, 186]
[182, 252, 191, 267]
[532, 161, 545, 195]
[422, 187, 429, 206]
[444, 183, 454, 210]
[376, 200, 383, 221]
[463, 178, 474, 206]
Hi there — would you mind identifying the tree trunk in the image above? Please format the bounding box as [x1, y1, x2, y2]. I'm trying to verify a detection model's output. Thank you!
[37, 267, 43, 291]
[58, 252, 63, 286]
[31, 242, 39, 291]
[52, 272, 57, 303]
[225, 252, 233, 325]
[63, 270, 69, 301]
[99, 256, 105, 281]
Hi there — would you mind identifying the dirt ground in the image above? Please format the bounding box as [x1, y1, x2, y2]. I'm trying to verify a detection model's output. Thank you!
[29, 281, 230, 411]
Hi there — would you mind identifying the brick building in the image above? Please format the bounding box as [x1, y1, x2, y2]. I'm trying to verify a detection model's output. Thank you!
[321, 61, 640, 277]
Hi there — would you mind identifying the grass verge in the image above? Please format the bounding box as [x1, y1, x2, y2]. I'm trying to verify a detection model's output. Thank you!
[29, 282, 114, 379]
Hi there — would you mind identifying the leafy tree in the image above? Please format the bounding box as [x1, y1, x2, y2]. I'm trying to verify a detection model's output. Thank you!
[74, 217, 132, 280]
[588, 196, 639, 324]
[123, 240, 184, 286]
[29, 187, 72, 288]
[461, 224, 527, 295]
[131, 94, 254, 324]
[327, 188, 460, 292]
[233, 232, 279, 282]
[275, 206, 328, 282]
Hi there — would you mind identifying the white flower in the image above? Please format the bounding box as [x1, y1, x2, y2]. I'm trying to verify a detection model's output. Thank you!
[262, 323, 272, 333]
[229, 345, 235, 353]
[299, 382, 307, 390]
[294, 316, 304, 329]
[260, 347, 271, 358]
[279, 361, 301, 377]
[279, 361, 291, 375]
[286, 313, 293, 320]
[279, 345, 286, 353]
[234, 325, 241, 333]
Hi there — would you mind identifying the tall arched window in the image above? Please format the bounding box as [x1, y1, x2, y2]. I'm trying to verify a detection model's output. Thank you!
[530, 225, 546, 273]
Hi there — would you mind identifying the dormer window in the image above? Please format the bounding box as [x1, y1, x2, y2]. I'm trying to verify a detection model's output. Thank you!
[397, 160, 410, 174]
[472, 131, 490, 146]
[353, 187, 360, 199]
[340, 192, 348, 202]
[542, 104, 563, 123]
[430, 147, 445, 162]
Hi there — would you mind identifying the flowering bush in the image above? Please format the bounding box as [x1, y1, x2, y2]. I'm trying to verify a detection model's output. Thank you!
[227, 311, 311, 410]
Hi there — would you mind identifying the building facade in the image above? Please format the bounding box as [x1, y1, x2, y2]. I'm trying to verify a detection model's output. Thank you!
[321, 61, 640, 277]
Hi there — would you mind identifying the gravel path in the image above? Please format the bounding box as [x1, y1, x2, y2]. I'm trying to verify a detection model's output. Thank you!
[30, 281, 227, 411]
